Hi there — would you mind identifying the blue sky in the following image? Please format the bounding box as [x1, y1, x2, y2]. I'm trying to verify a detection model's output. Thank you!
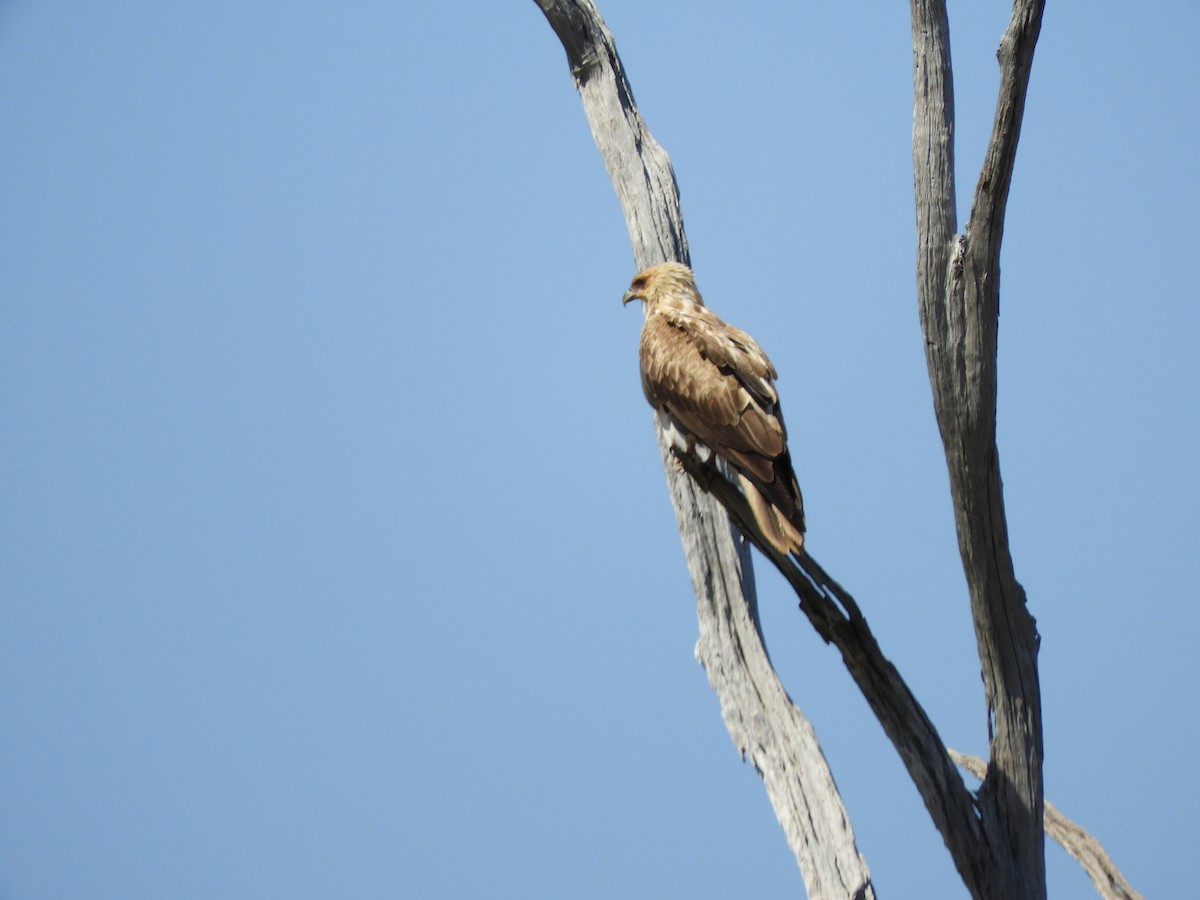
[1, 2, 1196, 897]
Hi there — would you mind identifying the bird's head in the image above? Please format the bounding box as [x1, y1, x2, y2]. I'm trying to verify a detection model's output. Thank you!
[622, 262, 704, 311]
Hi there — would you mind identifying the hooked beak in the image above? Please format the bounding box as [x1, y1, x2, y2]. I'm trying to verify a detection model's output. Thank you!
[622, 288, 641, 306]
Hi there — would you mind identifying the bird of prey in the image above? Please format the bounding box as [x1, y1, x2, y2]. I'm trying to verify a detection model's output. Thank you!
[623, 262, 806, 556]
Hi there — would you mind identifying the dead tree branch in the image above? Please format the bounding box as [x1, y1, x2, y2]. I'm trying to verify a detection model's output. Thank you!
[910, 0, 1047, 896]
[535, 2, 873, 896]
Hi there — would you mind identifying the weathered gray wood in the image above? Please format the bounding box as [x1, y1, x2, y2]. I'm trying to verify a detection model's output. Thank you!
[910, 1, 1047, 898]
[534, 2, 874, 897]
[950, 751, 1145, 900]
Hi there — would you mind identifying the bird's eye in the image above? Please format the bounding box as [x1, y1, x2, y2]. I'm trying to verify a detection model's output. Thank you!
[632, 277, 646, 289]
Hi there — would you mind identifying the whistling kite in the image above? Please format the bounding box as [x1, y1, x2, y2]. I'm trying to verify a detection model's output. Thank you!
[624, 263, 806, 556]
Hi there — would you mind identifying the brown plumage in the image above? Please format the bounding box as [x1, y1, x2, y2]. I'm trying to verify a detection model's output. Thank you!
[623, 262, 806, 555]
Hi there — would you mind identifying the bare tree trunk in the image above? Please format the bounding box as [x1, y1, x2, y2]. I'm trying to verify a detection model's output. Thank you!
[910, 1, 1047, 896]
[534, 3, 874, 898]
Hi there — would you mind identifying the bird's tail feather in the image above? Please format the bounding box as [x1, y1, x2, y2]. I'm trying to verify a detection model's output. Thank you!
[739, 474, 805, 556]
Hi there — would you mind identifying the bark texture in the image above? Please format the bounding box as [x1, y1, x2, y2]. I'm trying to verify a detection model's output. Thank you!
[534, 2, 873, 897]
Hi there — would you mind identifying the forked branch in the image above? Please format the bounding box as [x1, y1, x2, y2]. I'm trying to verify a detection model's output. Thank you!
[951, 751, 1145, 900]
[910, 1, 1047, 897]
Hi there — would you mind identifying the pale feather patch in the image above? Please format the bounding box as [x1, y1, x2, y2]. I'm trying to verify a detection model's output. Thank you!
[656, 408, 712, 463]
